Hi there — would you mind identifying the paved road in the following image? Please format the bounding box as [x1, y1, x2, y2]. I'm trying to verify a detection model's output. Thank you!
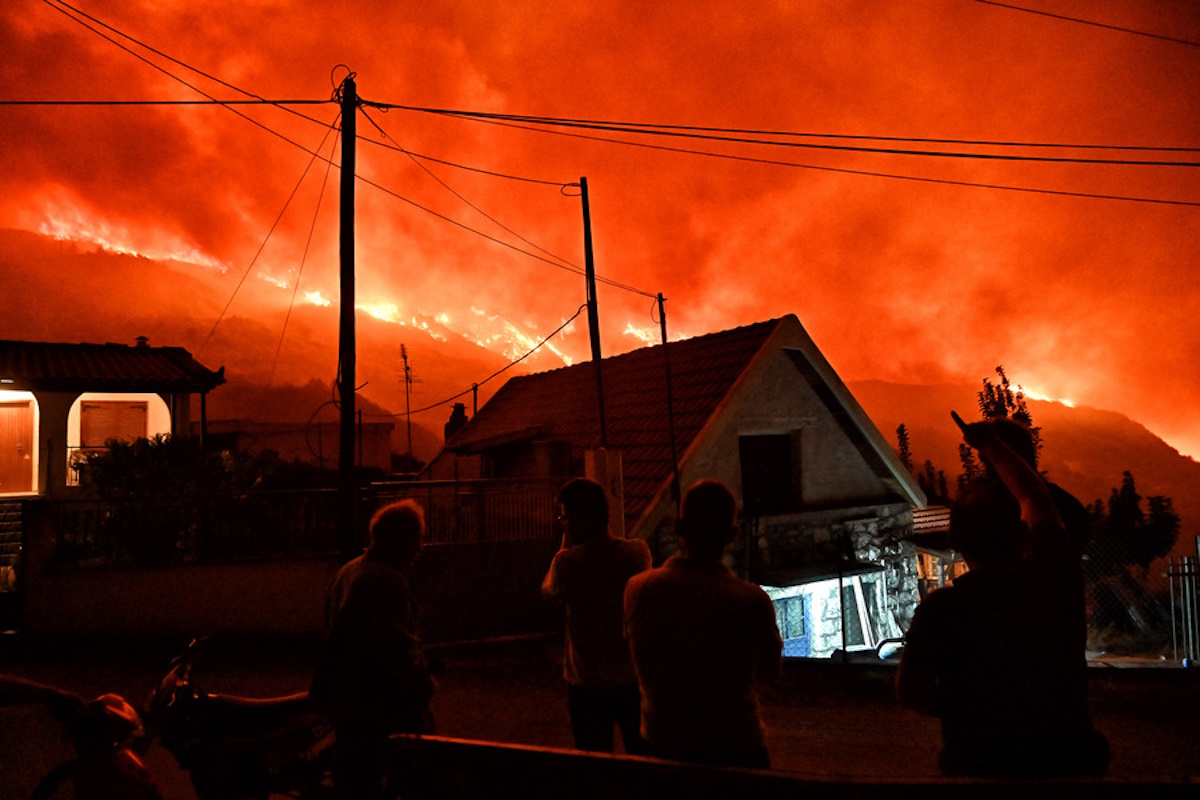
[1, 634, 1197, 798]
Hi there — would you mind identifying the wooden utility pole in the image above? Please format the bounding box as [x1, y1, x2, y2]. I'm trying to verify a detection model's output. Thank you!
[579, 177, 608, 448]
[337, 75, 357, 561]
[401, 343, 413, 457]
[658, 292, 680, 504]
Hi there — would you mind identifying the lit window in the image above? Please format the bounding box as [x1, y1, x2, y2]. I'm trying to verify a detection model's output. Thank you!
[774, 596, 806, 639]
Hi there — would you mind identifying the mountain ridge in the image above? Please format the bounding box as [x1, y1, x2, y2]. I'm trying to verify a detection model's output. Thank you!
[849, 379, 1200, 559]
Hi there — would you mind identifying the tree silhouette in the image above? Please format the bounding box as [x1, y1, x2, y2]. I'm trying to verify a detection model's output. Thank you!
[918, 459, 950, 505]
[895, 423, 951, 504]
[976, 365, 1041, 464]
[956, 443, 985, 492]
[896, 424, 913, 472]
[1085, 471, 1181, 577]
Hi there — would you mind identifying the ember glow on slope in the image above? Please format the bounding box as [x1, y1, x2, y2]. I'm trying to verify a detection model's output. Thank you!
[37, 202, 230, 272]
[1, 1, 1198, 458]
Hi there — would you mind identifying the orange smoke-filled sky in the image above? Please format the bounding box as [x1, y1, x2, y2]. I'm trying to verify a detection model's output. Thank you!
[2, 1, 1198, 455]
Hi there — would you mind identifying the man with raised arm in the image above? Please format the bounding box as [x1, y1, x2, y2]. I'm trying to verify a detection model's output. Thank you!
[896, 415, 1109, 777]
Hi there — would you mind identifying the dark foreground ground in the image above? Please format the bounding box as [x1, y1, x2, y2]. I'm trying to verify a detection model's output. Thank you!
[1, 633, 1197, 799]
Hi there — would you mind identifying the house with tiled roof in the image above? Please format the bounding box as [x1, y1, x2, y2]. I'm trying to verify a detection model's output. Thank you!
[0, 336, 225, 499]
[423, 314, 928, 657]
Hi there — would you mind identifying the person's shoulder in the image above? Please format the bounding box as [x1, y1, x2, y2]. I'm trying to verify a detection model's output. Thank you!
[626, 560, 671, 591]
[616, 536, 652, 563]
[334, 553, 366, 575]
[911, 582, 963, 624]
[730, 573, 774, 604]
[547, 545, 575, 568]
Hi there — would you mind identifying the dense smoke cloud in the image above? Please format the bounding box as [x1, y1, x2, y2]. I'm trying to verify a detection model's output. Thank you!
[1, 1, 1198, 455]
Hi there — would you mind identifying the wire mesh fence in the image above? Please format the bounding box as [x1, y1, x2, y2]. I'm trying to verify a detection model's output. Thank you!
[1083, 534, 1199, 662]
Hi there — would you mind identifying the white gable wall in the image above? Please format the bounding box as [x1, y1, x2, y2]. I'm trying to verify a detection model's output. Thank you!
[661, 316, 902, 518]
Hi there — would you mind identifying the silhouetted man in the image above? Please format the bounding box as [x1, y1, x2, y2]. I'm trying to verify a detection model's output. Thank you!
[988, 416, 1092, 554]
[542, 478, 651, 753]
[312, 499, 434, 800]
[896, 416, 1109, 777]
[624, 479, 782, 769]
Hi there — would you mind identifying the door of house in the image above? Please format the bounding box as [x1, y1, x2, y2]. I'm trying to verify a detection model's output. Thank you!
[0, 401, 34, 494]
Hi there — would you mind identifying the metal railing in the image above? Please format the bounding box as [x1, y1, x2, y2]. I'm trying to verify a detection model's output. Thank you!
[46, 479, 562, 568]
[50, 490, 342, 566]
[1167, 536, 1200, 665]
[372, 478, 560, 545]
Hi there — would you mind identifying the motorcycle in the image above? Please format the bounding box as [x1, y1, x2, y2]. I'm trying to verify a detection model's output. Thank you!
[0, 674, 162, 800]
[142, 638, 336, 800]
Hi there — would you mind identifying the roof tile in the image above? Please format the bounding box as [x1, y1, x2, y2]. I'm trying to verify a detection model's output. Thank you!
[448, 318, 782, 531]
[0, 339, 225, 393]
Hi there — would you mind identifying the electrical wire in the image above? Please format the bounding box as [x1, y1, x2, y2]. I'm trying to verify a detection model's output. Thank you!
[0, 99, 329, 106]
[43, 0, 345, 118]
[267, 124, 340, 388]
[199, 113, 342, 356]
[367, 304, 590, 418]
[40, 2, 663, 299]
[43, 0, 337, 158]
[380, 105, 1200, 166]
[15, 94, 1198, 159]
[359, 106, 579, 271]
[406, 110, 1200, 208]
[356, 107, 656, 297]
[359, 109, 656, 297]
[975, 0, 1200, 48]
[353, 171, 659, 295]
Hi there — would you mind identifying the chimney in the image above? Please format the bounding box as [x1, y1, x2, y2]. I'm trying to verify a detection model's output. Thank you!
[444, 402, 469, 442]
[135, 336, 149, 348]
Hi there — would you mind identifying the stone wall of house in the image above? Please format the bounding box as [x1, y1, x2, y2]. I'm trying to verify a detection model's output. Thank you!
[753, 501, 921, 637]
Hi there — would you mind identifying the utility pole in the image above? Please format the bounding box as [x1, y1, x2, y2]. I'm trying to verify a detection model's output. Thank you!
[401, 343, 413, 458]
[658, 292, 680, 504]
[337, 74, 357, 562]
[579, 177, 608, 448]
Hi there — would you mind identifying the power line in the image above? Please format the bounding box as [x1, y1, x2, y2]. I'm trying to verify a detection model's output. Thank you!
[359, 106, 579, 270]
[43, 0, 337, 158]
[358, 102, 571, 186]
[40, 3, 658, 297]
[45, 0, 307, 103]
[424, 112, 1200, 154]
[407, 109, 1200, 208]
[0, 99, 329, 106]
[382, 105, 1200, 167]
[975, 0, 1200, 48]
[268, 124, 341, 388]
[371, 304, 590, 418]
[2, 98, 580, 183]
[15, 96, 1199, 159]
[357, 111, 655, 297]
[354, 170, 658, 296]
[199, 113, 342, 357]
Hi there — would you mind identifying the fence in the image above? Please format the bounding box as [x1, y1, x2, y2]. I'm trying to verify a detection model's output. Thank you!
[1083, 532, 1198, 662]
[372, 478, 560, 544]
[50, 489, 342, 566]
[1167, 537, 1200, 664]
[45, 479, 561, 568]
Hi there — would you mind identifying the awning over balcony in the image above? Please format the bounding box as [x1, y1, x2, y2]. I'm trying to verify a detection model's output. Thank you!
[753, 558, 883, 588]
